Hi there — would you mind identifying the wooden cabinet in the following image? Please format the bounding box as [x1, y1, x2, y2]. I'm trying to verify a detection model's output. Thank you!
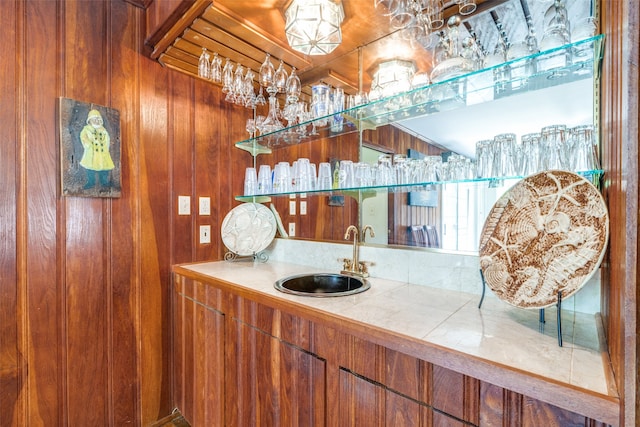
[174, 271, 611, 426]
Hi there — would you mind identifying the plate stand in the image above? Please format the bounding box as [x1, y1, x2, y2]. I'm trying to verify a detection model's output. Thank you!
[478, 269, 564, 347]
[224, 251, 269, 263]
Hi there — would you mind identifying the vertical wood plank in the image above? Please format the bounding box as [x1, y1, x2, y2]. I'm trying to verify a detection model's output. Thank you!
[24, 0, 63, 424]
[0, 0, 20, 423]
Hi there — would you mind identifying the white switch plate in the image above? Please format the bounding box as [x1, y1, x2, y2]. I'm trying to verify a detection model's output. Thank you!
[288, 222, 296, 237]
[199, 196, 211, 215]
[300, 201, 307, 215]
[178, 196, 190, 215]
[199, 225, 211, 244]
[289, 200, 296, 215]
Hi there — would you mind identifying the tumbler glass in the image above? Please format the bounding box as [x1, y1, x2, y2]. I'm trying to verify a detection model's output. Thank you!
[243, 167, 258, 196]
[570, 125, 599, 171]
[257, 165, 272, 195]
[317, 162, 332, 190]
[540, 125, 569, 170]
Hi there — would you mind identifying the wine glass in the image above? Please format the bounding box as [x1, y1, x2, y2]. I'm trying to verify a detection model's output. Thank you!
[286, 67, 301, 104]
[245, 118, 256, 139]
[274, 60, 288, 94]
[198, 48, 210, 79]
[210, 52, 222, 83]
[259, 53, 276, 94]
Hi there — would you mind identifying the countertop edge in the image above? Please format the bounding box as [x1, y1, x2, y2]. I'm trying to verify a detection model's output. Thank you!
[172, 262, 620, 425]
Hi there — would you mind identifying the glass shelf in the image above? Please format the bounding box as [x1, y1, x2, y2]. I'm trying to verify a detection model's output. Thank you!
[235, 169, 603, 201]
[235, 35, 605, 155]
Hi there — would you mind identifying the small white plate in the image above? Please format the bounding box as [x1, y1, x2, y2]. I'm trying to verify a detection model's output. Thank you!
[221, 203, 277, 256]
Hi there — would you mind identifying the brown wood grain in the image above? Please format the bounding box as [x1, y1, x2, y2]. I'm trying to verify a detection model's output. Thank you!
[1, 0, 637, 425]
[175, 271, 618, 426]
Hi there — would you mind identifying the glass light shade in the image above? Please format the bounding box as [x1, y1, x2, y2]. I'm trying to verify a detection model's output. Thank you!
[285, 0, 345, 55]
[370, 59, 416, 98]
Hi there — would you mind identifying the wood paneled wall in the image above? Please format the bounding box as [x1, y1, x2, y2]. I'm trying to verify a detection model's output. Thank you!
[0, 0, 249, 425]
[599, 1, 639, 426]
[0, 0, 637, 426]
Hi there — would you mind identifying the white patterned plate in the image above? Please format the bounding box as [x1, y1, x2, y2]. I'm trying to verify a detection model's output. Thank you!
[221, 203, 277, 256]
[479, 171, 609, 309]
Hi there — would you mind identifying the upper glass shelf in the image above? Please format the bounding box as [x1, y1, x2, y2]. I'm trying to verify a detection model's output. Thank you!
[235, 169, 603, 202]
[235, 35, 605, 156]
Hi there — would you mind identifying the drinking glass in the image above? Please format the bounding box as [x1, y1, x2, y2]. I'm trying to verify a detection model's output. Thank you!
[311, 84, 330, 126]
[520, 133, 542, 175]
[210, 53, 222, 83]
[339, 160, 355, 189]
[245, 118, 256, 139]
[286, 67, 301, 104]
[222, 58, 234, 94]
[274, 60, 288, 94]
[571, 17, 597, 72]
[376, 154, 394, 185]
[273, 162, 291, 193]
[259, 53, 276, 94]
[317, 162, 333, 190]
[457, 0, 476, 15]
[493, 133, 518, 177]
[243, 167, 258, 196]
[539, 0, 572, 76]
[354, 162, 372, 187]
[331, 87, 345, 132]
[295, 158, 312, 191]
[389, 0, 414, 29]
[570, 125, 599, 171]
[428, 0, 445, 30]
[475, 140, 494, 178]
[198, 48, 210, 79]
[257, 164, 272, 194]
[540, 124, 568, 170]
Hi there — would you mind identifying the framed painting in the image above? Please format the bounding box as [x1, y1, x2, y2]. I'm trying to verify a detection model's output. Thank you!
[59, 97, 121, 197]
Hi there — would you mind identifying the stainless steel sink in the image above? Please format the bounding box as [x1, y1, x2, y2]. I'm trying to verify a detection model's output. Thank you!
[274, 273, 370, 297]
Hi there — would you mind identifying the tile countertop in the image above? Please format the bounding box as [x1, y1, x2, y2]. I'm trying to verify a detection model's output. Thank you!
[174, 259, 619, 424]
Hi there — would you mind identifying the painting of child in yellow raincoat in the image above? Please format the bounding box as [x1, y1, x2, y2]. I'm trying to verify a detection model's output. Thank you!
[59, 98, 121, 197]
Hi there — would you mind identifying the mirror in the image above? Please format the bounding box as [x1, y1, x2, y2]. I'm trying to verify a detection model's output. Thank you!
[255, 0, 598, 253]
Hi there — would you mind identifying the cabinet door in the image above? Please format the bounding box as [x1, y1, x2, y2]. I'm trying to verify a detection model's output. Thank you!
[226, 320, 326, 426]
[174, 280, 225, 426]
[339, 369, 431, 427]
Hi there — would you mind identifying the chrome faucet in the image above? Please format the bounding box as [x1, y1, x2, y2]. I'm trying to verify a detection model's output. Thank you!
[341, 225, 374, 278]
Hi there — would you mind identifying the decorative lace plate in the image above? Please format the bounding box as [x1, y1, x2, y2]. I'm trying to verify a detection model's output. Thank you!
[479, 171, 608, 309]
[221, 203, 277, 256]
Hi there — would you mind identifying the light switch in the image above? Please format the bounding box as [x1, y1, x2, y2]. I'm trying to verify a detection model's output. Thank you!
[300, 201, 307, 215]
[199, 196, 211, 215]
[289, 200, 296, 215]
[178, 196, 190, 215]
[199, 225, 211, 244]
[288, 222, 296, 237]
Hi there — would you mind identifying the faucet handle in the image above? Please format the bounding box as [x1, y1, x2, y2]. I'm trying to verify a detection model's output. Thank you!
[341, 258, 353, 271]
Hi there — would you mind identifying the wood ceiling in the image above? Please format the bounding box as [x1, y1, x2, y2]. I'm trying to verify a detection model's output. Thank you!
[146, 0, 502, 96]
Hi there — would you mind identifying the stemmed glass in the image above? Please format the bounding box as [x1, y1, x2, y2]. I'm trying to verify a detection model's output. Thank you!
[222, 58, 234, 94]
[274, 60, 288, 94]
[259, 54, 276, 95]
[198, 48, 211, 79]
[245, 118, 256, 139]
[210, 53, 222, 83]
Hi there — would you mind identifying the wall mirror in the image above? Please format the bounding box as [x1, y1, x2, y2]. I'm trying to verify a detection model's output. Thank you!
[150, 0, 600, 253]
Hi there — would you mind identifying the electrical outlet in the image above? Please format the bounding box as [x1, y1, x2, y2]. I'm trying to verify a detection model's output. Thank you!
[289, 200, 296, 215]
[199, 196, 211, 215]
[199, 225, 211, 244]
[178, 196, 190, 215]
[300, 201, 307, 215]
[288, 222, 296, 237]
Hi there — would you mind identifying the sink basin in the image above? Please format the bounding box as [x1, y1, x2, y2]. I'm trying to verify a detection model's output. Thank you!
[274, 273, 370, 297]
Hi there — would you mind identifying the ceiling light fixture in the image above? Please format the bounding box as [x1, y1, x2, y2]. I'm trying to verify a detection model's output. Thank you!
[285, 0, 345, 55]
[369, 59, 416, 100]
